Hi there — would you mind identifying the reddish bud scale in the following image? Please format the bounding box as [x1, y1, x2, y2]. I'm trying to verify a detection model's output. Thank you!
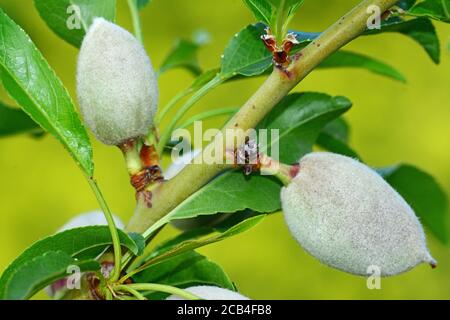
[261, 30, 299, 68]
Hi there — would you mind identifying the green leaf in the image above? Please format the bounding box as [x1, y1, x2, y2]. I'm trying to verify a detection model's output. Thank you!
[243, 0, 274, 25]
[152, 228, 214, 257]
[3, 251, 99, 300]
[128, 233, 146, 256]
[316, 118, 360, 159]
[320, 117, 350, 142]
[316, 131, 360, 159]
[397, 0, 418, 10]
[408, 0, 450, 22]
[258, 92, 352, 163]
[34, 0, 117, 48]
[378, 164, 449, 244]
[221, 23, 272, 77]
[283, 0, 305, 26]
[268, 0, 304, 6]
[0, 226, 139, 297]
[136, 0, 151, 10]
[0, 102, 40, 137]
[133, 251, 235, 298]
[271, 0, 304, 41]
[144, 215, 265, 266]
[319, 51, 407, 83]
[242, 0, 304, 41]
[0, 9, 93, 175]
[364, 18, 440, 64]
[160, 39, 202, 75]
[165, 172, 281, 221]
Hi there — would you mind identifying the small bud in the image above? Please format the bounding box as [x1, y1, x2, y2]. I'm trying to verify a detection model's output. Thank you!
[166, 286, 249, 300]
[77, 18, 158, 145]
[281, 152, 436, 276]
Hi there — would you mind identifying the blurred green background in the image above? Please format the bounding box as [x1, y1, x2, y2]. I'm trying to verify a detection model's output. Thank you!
[0, 0, 449, 299]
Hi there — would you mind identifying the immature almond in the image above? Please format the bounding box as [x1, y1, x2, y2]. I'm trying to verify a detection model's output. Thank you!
[281, 152, 436, 276]
[57, 210, 124, 232]
[166, 286, 249, 300]
[77, 18, 158, 145]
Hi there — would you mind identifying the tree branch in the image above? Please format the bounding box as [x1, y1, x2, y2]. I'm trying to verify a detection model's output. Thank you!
[126, 0, 398, 234]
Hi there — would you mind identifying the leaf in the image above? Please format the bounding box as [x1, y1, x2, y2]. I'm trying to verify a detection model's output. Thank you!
[316, 131, 359, 159]
[271, 0, 305, 41]
[282, 0, 305, 25]
[136, 0, 151, 10]
[258, 92, 352, 163]
[3, 251, 99, 300]
[364, 18, 440, 64]
[34, 0, 117, 48]
[378, 164, 449, 244]
[144, 215, 265, 266]
[408, 0, 450, 22]
[221, 23, 272, 77]
[132, 251, 235, 298]
[320, 117, 350, 142]
[0, 10, 93, 175]
[286, 0, 305, 11]
[0, 102, 40, 137]
[319, 51, 407, 83]
[160, 39, 202, 75]
[243, 0, 274, 25]
[165, 172, 281, 221]
[316, 118, 360, 159]
[0, 226, 139, 297]
[128, 233, 146, 256]
[268, 0, 304, 6]
[268, 0, 305, 19]
[242, 0, 304, 41]
[397, 0, 418, 10]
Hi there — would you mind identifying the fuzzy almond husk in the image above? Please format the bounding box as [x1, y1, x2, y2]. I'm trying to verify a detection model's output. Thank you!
[166, 286, 249, 300]
[77, 18, 158, 145]
[281, 152, 436, 276]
